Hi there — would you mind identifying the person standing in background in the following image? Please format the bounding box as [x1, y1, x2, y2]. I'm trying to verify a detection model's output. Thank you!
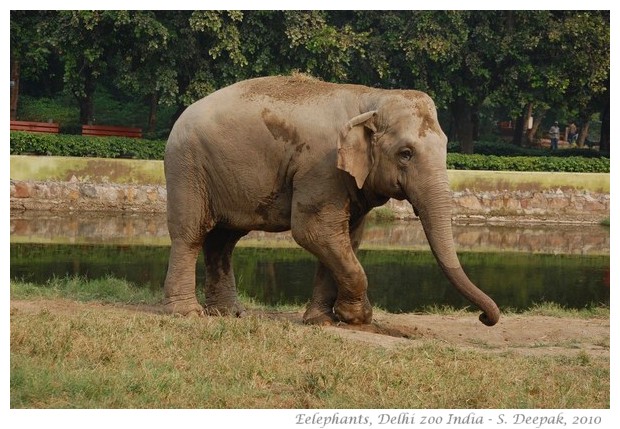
[549, 121, 560, 150]
[568, 122, 578, 146]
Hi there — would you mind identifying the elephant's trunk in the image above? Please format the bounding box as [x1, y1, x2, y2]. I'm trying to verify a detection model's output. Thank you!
[408, 172, 500, 326]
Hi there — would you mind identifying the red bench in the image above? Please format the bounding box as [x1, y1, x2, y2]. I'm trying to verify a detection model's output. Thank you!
[498, 121, 514, 137]
[10, 120, 60, 134]
[82, 124, 142, 138]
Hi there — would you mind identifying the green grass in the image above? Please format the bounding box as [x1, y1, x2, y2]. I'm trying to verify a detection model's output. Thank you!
[10, 277, 610, 408]
[11, 276, 159, 305]
[367, 206, 398, 222]
[419, 302, 609, 319]
[11, 277, 610, 319]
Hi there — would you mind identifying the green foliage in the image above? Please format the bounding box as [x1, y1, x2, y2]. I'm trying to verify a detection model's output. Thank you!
[16, 95, 79, 129]
[448, 140, 609, 158]
[17, 88, 177, 137]
[447, 153, 609, 173]
[10, 131, 166, 159]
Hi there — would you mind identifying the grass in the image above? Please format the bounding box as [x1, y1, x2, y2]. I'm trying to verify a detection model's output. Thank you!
[10, 277, 610, 409]
[419, 302, 610, 319]
[10, 275, 159, 305]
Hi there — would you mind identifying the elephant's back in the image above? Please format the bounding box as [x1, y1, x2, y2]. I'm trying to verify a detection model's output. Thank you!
[234, 75, 346, 105]
[203, 75, 370, 110]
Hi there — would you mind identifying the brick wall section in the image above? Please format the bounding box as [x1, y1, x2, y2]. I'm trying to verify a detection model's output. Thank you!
[11, 179, 609, 222]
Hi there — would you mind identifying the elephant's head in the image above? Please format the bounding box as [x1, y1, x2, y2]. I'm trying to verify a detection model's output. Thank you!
[337, 92, 500, 326]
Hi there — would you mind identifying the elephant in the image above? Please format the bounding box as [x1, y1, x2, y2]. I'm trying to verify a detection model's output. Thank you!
[163, 74, 500, 327]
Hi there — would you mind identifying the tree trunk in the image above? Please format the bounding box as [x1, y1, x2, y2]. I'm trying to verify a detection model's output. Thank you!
[10, 58, 20, 121]
[513, 103, 531, 146]
[451, 97, 475, 154]
[599, 95, 610, 152]
[147, 93, 158, 133]
[77, 73, 96, 125]
[512, 114, 523, 145]
[472, 107, 480, 142]
[78, 95, 95, 125]
[577, 121, 590, 148]
[526, 109, 547, 146]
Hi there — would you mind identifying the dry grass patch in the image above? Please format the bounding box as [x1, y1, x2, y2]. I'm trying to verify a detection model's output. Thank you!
[11, 302, 609, 409]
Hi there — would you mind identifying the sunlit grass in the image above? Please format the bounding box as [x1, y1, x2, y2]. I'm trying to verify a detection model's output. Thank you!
[11, 301, 609, 409]
[10, 277, 610, 408]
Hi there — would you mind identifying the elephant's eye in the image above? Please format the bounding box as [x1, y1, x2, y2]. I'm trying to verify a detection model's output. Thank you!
[398, 148, 413, 162]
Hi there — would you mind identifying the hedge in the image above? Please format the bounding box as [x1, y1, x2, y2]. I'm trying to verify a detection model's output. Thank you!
[10, 132, 166, 160]
[10, 131, 610, 173]
[447, 154, 609, 173]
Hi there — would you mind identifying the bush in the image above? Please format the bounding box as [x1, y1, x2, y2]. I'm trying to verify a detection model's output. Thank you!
[448, 140, 609, 159]
[447, 154, 609, 173]
[10, 131, 166, 159]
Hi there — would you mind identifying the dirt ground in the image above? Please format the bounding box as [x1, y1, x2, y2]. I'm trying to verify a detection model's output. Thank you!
[11, 299, 609, 359]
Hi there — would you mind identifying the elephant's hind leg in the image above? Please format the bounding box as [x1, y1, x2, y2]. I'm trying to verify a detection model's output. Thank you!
[164, 239, 204, 316]
[303, 263, 339, 325]
[203, 228, 247, 317]
[163, 160, 212, 316]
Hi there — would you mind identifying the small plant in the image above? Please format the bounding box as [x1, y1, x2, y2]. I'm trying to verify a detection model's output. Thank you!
[368, 207, 396, 222]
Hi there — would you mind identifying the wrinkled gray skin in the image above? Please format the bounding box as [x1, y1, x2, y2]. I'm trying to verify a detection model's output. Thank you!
[163, 75, 500, 327]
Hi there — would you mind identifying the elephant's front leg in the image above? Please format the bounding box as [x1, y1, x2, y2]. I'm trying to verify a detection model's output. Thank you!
[203, 228, 247, 317]
[303, 216, 368, 325]
[293, 209, 372, 325]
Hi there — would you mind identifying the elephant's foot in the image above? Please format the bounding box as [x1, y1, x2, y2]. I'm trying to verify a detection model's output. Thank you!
[204, 299, 246, 318]
[303, 306, 339, 325]
[334, 296, 373, 325]
[163, 296, 205, 317]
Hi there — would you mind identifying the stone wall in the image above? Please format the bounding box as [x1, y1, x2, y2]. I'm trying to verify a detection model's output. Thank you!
[11, 179, 166, 213]
[383, 189, 609, 223]
[10, 178, 609, 223]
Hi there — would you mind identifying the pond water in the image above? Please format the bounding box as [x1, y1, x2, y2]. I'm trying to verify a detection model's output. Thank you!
[10, 212, 610, 312]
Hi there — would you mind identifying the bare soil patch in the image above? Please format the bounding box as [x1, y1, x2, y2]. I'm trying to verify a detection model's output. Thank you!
[11, 299, 609, 359]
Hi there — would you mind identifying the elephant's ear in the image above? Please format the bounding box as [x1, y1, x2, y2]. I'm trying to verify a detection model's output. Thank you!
[337, 111, 378, 189]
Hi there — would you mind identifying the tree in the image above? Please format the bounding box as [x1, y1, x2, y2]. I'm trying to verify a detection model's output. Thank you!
[492, 11, 609, 148]
[112, 11, 176, 131]
[283, 11, 367, 82]
[554, 11, 609, 147]
[399, 11, 507, 153]
[9, 11, 54, 120]
[47, 11, 114, 124]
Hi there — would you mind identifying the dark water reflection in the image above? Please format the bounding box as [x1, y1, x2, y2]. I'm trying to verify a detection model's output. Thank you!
[10, 211, 611, 255]
[10, 212, 610, 312]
